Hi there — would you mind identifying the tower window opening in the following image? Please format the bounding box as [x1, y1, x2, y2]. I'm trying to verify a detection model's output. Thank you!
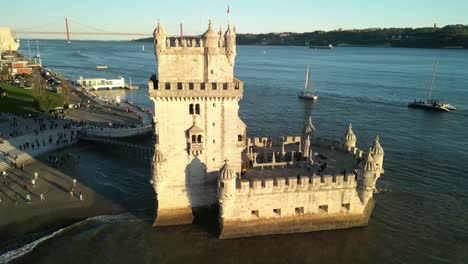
[200, 83, 206, 90]
[189, 83, 194, 90]
[318, 205, 328, 213]
[189, 104, 194, 115]
[342, 203, 350, 211]
[195, 104, 200, 115]
[295, 207, 304, 215]
[212, 83, 217, 90]
[273, 208, 281, 216]
[177, 82, 183, 90]
[223, 83, 228, 90]
[191, 135, 196, 143]
[220, 181, 225, 188]
[197, 135, 202, 143]
[238, 134, 243, 142]
[165, 83, 171, 90]
[251, 210, 259, 217]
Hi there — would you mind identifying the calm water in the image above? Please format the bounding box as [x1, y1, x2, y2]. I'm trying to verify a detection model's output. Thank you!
[6, 41, 468, 263]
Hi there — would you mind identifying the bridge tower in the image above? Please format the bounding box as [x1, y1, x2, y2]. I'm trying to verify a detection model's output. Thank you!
[149, 20, 246, 226]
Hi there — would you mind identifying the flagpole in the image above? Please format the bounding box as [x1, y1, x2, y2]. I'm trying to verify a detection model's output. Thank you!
[227, 0, 230, 24]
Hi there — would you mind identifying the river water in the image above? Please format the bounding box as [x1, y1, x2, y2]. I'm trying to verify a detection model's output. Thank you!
[4, 41, 468, 263]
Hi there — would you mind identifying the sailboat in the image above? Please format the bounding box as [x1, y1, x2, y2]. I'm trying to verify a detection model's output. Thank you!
[298, 64, 318, 100]
[408, 60, 456, 112]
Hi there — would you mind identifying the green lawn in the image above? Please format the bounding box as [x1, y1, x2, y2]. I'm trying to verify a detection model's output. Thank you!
[0, 84, 64, 114]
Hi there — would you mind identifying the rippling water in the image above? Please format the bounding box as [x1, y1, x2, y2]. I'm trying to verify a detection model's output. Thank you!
[6, 41, 468, 263]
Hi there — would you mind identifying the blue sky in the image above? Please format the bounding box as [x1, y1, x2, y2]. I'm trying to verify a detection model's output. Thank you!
[3, 0, 467, 40]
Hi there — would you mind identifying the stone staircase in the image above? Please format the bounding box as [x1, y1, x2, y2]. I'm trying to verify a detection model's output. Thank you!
[0, 129, 78, 172]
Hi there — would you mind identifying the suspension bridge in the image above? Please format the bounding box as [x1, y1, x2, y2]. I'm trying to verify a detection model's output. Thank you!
[11, 18, 195, 42]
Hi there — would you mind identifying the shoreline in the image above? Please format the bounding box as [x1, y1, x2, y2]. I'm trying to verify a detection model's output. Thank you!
[0, 145, 126, 249]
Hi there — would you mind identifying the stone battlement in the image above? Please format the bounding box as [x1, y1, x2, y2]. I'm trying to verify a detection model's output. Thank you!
[149, 75, 243, 99]
[248, 136, 302, 147]
[235, 174, 357, 195]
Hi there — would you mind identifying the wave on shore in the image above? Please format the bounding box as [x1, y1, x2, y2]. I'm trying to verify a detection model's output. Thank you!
[0, 213, 136, 264]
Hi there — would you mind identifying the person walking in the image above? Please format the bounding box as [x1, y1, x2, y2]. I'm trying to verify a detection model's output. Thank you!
[34, 172, 38, 180]
[40, 193, 45, 202]
[26, 194, 31, 203]
[72, 178, 77, 187]
[2, 170, 7, 179]
[79, 192, 84, 201]
[31, 179, 36, 187]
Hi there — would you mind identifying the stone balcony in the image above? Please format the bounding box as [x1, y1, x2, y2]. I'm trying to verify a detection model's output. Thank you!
[148, 74, 243, 99]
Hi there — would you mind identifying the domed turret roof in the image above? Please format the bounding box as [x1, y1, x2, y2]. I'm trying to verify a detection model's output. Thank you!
[220, 160, 236, 180]
[203, 20, 217, 39]
[364, 151, 377, 171]
[344, 123, 356, 141]
[225, 23, 235, 37]
[370, 135, 384, 155]
[153, 20, 166, 37]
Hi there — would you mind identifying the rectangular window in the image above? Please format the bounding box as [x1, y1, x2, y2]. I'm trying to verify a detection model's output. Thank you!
[251, 210, 259, 217]
[189, 83, 194, 90]
[195, 104, 200, 115]
[342, 203, 350, 211]
[238, 134, 243, 142]
[220, 182, 225, 188]
[318, 205, 328, 213]
[273, 208, 281, 216]
[165, 83, 171, 90]
[200, 83, 206, 90]
[189, 104, 194, 115]
[177, 82, 183, 90]
[223, 83, 228, 90]
[211, 83, 217, 90]
[295, 207, 304, 215]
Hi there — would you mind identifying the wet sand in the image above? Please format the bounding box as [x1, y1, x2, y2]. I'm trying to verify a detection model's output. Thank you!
[0, 146, 125, 246]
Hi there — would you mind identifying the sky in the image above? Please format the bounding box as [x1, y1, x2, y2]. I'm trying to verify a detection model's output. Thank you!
[2, 0, 467, 40]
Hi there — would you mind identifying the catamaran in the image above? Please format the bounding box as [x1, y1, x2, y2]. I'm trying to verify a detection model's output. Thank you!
[408, 60, 456, 112]
[298, 64, 318, 100]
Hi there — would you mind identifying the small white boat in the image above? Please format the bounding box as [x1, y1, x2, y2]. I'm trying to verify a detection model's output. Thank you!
[298, 64, 318, 100]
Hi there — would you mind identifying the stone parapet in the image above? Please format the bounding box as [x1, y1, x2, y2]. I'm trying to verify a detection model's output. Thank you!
[236, 174, 357, 195]
[149, 75, 243, 99]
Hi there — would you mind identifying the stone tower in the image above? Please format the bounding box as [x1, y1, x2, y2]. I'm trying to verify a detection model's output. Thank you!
[149, 20, 246, 226]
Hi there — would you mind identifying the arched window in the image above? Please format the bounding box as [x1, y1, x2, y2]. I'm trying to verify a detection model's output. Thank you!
[189, 104, 194, 115]
[195, 104, 200, 115]
[238, 134, 244, 142]
[197, 135, 202, 143]
[191, 135, 196, 143]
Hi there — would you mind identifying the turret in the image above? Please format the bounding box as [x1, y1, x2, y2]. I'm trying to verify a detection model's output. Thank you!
[343, 123, 357, 151]
[303, 116, 316, 159]
[357, 150, 380, 204]
[370, 135, 384, 170]
[218, 160, 237, 219]
[153, 20, 167, 56]
[202, 20, 218, 48]
[218, 26, 224, 47]
[224, 23, 236, 65]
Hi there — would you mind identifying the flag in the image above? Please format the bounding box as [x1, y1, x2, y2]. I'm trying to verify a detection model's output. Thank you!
[227, 4, 230, 15]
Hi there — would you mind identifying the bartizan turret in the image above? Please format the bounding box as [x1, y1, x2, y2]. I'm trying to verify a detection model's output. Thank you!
[153, 20, 167, 57]
[343, 123, 357, 151]
[224, 24, 236, 65]
[218, 26, 224, 47]
[203, 20, 218, 48]
[370, 135, 384, 171]
[218, 160, 237, 219]
[358, 150, 380, 204]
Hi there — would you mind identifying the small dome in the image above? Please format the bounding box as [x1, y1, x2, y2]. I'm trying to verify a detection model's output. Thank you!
[202, 20, 217, 39]
[153, 20, 166, 37]
[225, 23, 235, 37]
[344, 123, 356, 141]
[370, 135, 384, 155]
[220, 160, 236, 180]
[364, 151, 377, 171]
